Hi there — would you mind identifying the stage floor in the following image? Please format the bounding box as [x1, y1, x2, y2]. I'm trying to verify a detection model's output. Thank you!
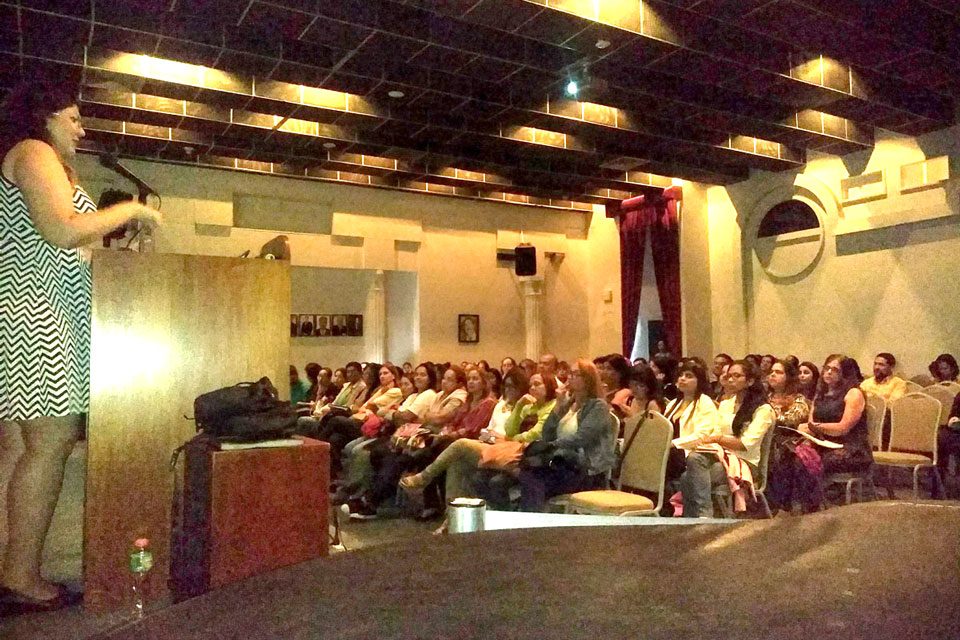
[92, 501, 960, 640]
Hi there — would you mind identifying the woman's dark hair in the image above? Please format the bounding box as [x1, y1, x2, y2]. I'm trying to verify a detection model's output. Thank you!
[675, 359, 712, 398]
[502, 368, 529, 397]
[486, 368, 504, 398]
[602, 353, 631, 389]
[798, 361, 819, 400]
[816, 354, 861, 400]
[477, 359, 491, 372]
[304, 362, 321, 381]
[729, 360, 769, 437]
[415, 361, 439, 391]
[785, 354, 800, 369]
[0, 79, 79, 159]
[627, 364, 664, 408]
[652, 354, 678, 385]
[744, 354, 761, 367]
[930, 354, 960, 382]
[771, 358, 800, 395]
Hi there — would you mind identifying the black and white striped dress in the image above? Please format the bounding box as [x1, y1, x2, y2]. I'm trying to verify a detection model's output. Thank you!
[0, 174, 93, 421]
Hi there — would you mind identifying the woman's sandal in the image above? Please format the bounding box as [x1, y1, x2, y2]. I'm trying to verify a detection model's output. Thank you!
[0, 583, 82, 617]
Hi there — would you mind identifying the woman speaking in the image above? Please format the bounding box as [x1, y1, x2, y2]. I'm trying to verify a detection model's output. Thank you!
[0, 80, 160, 615]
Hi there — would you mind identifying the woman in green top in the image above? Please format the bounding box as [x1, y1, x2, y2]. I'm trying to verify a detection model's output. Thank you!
[400, 370, 557, 502]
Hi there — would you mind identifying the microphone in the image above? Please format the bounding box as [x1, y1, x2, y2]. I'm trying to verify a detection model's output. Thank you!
[99, 153, 159, 204]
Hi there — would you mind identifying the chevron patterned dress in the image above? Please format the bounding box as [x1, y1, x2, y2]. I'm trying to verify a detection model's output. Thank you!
[0, 174, 93, 421]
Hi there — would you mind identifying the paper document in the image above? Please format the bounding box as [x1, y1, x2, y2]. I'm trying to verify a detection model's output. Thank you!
[671, 433, 703, 450]
[776, 426, 843, 449]
[219, 439, 305, 451]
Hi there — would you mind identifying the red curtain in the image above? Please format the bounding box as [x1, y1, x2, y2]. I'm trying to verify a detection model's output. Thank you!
[615, 187, 682, 358]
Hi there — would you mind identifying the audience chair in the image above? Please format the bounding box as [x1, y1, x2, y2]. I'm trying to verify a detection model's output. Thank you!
[937, 381, 960, 395]
[820, 394, 884, 507]
[903, 380, 925, 394]
[922, 385, 956, 427]
[559, 412, 673, 517]
[874, 392, 943, 499]
[549, 411, 621, 512]
[711, 424, 777, 519]
[909, 374, 935, 388]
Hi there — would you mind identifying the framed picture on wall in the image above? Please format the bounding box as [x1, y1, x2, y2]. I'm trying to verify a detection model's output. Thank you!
[458, 314, 479, 343]
[298, 314, 315, 337]
[315, 314, 331, 336]
[290, 314, 299, 337]
[347, 314, 363, 337]
[331, 314, 347, 336]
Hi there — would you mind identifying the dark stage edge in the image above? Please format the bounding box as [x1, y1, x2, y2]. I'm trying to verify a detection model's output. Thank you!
[99, 501, 960, 640]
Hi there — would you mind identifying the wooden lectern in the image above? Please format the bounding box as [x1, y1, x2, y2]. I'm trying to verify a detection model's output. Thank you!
[84, 252, 294, 612]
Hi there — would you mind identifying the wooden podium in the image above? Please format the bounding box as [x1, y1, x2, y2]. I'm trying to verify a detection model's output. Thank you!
[84, 252, 292, 612]
[171, 437, 329, 601]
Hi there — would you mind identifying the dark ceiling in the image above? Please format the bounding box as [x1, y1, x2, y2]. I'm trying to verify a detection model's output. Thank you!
[2, 0, 957, 210]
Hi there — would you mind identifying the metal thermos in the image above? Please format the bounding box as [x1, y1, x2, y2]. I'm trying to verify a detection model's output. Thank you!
[447, 497, 486, 534]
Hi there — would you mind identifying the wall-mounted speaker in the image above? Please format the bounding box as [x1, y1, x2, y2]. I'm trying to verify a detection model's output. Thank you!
[514, 244, 537, 276]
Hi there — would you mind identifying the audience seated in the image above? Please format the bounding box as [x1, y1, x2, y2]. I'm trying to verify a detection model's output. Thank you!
[296, 361, 366, 436]
[797, 362, 819, 401]
[679, 359, 774, 517]
[500, 356, 516, 376]
[930, 354, 960, 383]
[766, 359, 818, 513]
[289, 365, 310, 405]
[332, 367, 346, 387]
[662, 361, 718, 492]
[860, 352, 907, 402]
[711, 353, 733, 398]
[319, 364, 403, 477]
[595, 354, 633, 420]
[622, 364, 665, 417]
[651, 354, 679, 401]
[936, 394, 960, 499]
[805, 354, 873, 477]
[304, 362, 321, 403]
[519, 359, 615, 511]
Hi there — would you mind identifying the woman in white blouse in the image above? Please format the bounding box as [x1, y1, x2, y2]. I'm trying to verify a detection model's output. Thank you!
[679, 360, 775, 518]
[662, 361, 719, 489]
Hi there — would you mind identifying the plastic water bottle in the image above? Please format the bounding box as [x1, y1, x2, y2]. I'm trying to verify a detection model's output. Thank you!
[129, 538, 153, 619]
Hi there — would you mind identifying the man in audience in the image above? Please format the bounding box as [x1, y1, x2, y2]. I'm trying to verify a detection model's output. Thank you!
[539, 352, 566, 390]
[711, 353, 733, 397]
[860, 352, 907, 402]
[297, 361, 367, 435]
[289, 365, 310, 405]
[519, 358, 537, 378]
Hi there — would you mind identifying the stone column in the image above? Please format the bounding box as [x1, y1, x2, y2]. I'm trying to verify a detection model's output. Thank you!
[521, 276, 544, 360]
[367, 270, 386, 363]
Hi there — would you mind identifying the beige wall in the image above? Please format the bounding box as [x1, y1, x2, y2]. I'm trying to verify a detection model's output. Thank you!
[688, 126, 960, 377]
[77, 156, 622, 366]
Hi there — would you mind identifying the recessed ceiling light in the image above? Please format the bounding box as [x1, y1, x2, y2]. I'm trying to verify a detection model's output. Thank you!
[322, 142, 336, 149]
[564, 80, 579, 97]
[387, 90, 405, 98]
[595, 39, 611, 49]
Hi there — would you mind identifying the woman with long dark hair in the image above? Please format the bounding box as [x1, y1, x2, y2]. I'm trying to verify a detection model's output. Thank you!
[0, 80, 160, 611]
[797, 361, 820, 401]
[804, 354, 872, 476]
[679, 360, 774, 518]
[662, 360, 718, 488]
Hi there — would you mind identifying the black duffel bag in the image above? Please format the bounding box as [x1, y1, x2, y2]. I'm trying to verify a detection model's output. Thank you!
[194, 377, 280, 428]
[192, 377, 299, 442]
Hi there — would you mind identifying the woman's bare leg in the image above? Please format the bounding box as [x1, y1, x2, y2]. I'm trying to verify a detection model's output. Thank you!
[1, 414, 80, 599]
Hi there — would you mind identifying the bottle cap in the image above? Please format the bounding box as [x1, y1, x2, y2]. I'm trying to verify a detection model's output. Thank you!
[134, 538, 149, 548]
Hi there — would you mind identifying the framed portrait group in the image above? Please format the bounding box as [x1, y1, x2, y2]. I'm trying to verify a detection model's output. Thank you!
[291, 314, 363, 337]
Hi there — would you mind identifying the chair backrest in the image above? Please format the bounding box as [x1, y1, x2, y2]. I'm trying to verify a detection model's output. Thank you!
[617, 412, 672, 509]
[752, 422, 778, 493]
[605, 411, 621, 485]
[921, 385, 957, 426]
[888, 392, 941, 457]
[938, 381, 960, 395]
[903, 380, 925, 394]
[863, 393, 886, 450]
[910, 374, 935, 388]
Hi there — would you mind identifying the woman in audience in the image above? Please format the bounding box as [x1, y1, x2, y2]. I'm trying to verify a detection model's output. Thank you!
[334, 366, 438, 505]
[662, 360, 719, 489]
[930, 354, 960, 383]
[760, 354, 775, 379]
[518, 360, 616, 511]
[315, 366, 340, 406]
[802, 354, 872, 495]
[679, 360, 774, 518]
[652, 354, 679, 401]
[484, 369, 527, 439]
[332, 367, 347, 388]
[320, 364, 403, 477]
[798, 361, 820, 401]
[715, 362, 735, 403]
[302, 363, 320, 403]
[596, 354, 633, 420]
[556, 361, 571, 386]
[401, 370, 557, 505]
[766, 359, 816, 512]
[347, 365, 478, 519]
[485, 368, 503, 400]
[622, 364, 665, 417]
[477, 360, 491, 373]
[500, 356, 516, 376]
